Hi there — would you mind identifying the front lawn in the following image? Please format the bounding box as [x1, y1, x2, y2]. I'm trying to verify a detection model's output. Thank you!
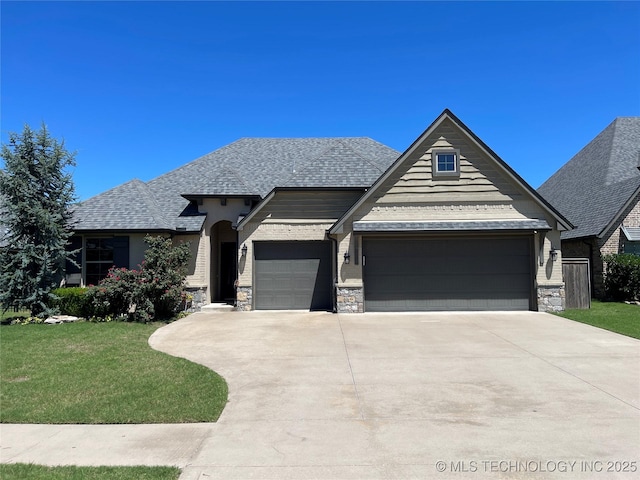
[0, 464, 180, 480]
[0, 321, 227, 423]
[556, 300, 640, 339]
[0, 309, 31, 324]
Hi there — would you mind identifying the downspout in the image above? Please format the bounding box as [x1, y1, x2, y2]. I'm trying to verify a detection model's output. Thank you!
[538, 231, 546, 266]
[235, 227, 239, 307]
[329, 234, 338, 313]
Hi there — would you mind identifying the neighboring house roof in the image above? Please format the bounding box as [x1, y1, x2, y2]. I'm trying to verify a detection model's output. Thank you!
[537, 117, 640, 240]
[330, 109, 573, 235]
[72, 138, 400, 233]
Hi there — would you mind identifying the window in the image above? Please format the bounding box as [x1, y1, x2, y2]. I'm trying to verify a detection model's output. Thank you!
[623, 241, 640, 256]
[85, 237, 129, 285]
[621, 227, 640, 256]
[432, 149, 461, 177]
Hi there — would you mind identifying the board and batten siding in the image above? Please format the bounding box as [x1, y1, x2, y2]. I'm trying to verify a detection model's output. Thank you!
[238, 190, 362, 287]
[249, 190, 364, 221]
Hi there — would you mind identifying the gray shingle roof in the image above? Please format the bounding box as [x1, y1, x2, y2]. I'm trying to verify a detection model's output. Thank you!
[71, 179, 178, 231]
[72, 138, 399, 232]
[537, 117, 640, 240]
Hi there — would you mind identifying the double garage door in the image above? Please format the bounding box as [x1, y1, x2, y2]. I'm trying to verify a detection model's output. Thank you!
[252, 236, 533, 312]
[363, 236, 533, 312]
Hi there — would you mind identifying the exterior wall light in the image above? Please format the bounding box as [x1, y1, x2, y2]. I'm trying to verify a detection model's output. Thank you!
[550, 248, 559, 261]
[241, 244, 248, 257]
[343, 251, 351, 264]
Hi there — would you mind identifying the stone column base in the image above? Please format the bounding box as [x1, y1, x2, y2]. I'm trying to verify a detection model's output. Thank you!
[537, 284, 565, 312]
[336, 286, 364, 313]
[184, 287, 207, 312]
[236, 286, 253, 311]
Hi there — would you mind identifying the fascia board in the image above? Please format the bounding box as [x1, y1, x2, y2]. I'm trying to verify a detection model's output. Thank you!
[329, 111, 450, 234]
[597, 183, 640, 239]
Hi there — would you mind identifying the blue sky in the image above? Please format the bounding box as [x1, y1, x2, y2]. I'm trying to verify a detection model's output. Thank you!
[2, 1, 639, 201]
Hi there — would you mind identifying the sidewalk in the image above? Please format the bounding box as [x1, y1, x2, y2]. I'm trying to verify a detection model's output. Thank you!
[0, 423, 215, 467]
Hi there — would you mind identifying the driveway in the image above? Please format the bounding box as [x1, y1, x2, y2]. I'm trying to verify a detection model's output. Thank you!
[150, 311, 639, 479]
[1, 311, 638, 479]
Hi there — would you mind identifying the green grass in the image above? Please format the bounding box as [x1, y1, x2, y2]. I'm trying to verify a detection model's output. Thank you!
[556, 300, 640, 339]
[0, 309, 31, 323]
[0, 321, 227, 423]
[0, 464, 180, 480]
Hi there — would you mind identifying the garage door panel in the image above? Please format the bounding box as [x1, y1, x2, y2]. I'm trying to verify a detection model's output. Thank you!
[364, 236, 533, 311]
[254, 242, 331, 310]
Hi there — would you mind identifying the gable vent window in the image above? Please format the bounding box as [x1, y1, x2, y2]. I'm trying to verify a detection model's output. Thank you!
[432, 149, 461, 177]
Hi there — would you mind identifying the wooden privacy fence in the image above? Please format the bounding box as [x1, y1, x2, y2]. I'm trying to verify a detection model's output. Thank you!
[562, 258, 591, 309]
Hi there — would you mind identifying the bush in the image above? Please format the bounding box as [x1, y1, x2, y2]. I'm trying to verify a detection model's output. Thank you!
[85, 236, 191, 322]
[603, 253, 640, 301]
[51, 287, 89, 317]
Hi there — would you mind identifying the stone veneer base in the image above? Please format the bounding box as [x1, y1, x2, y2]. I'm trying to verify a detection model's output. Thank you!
[537, 284, 565, 312]
[233, 284, 562, 313]
[184, 287, 207, 312]
[336, 286, 364, 313]
[236, 286, 253, 311]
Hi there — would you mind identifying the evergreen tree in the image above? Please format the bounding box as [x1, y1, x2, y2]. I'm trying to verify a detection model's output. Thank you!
[0, 124, 76, 316]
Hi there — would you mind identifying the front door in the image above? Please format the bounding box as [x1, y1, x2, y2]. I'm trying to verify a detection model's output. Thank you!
[219, 242, 237, 303]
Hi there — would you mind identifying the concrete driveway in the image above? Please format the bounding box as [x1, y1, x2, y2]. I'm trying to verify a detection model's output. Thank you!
[1, 311, 638, 479]
[151, 311, 639, 479]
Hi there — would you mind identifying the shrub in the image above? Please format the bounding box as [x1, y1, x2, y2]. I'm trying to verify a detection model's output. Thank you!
[85, 236, 191, 322]
[51, 287, 89, 317]
[141, 235, 192, 319]
[603, 253, 640, 301]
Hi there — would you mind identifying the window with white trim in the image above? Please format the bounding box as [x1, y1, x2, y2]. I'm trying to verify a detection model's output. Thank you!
[432, 149, 461, 177]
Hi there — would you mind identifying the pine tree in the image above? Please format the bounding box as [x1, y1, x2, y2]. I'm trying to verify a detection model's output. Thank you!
[0, 124, 76, 317]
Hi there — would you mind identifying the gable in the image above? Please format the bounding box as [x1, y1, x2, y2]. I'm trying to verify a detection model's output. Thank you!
[330, 110, 571, 233]
[238, 189, 365, 229]
[368, 118, 523, 205]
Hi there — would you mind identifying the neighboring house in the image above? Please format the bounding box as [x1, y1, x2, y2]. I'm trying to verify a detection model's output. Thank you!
[538, 117, 640, 298]
[71, 110, 571, 312]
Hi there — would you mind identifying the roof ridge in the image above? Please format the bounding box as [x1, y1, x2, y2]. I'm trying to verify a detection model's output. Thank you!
[279, 141, 338, 185]
[217, 166, 256, 194]
[606, 118, 619, 178]
[147, 139, 244, 185]
[79, 178, 143, 203]
[335, 138, 388, 173]
[282, 137, 350, 186]
[131, 179, 172, 230]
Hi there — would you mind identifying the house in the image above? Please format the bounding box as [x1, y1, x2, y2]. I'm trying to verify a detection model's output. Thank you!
[71, 110, 572, 312]
[538, 117, 640, 298]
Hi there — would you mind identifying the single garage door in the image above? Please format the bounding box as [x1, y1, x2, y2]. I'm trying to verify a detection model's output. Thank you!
[254, 241, 332, 310]
[363, 236, 533, 311]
